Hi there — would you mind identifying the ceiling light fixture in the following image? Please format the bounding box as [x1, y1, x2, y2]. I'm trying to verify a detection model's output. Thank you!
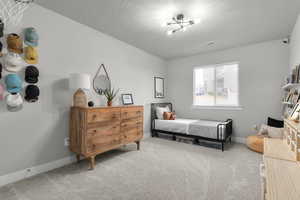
[165, 14, 199, 36]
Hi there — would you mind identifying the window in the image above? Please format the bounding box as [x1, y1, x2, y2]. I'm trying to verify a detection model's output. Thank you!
[193, 62, 240, 108]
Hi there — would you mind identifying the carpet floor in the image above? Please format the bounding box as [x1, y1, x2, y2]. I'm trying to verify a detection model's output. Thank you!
[0, 137, 262, 200]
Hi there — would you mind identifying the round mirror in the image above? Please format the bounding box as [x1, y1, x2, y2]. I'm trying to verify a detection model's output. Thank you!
[93, 75, 111, 95]
[93, 64, 111, 95]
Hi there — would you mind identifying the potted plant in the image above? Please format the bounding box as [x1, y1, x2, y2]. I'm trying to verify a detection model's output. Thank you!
[103, 88, 119, 106]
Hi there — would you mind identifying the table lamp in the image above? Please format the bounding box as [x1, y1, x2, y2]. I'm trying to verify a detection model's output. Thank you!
[69, 73, 91, 107]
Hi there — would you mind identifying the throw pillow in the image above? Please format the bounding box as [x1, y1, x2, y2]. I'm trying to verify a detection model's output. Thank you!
[163, 112, 172, 120]
[156, 106, 170, 119]
[163, 112, 176, 120]
[170, 112, 176, 120]
[267, 117, 284, 128]
[258, 124, 269, 136]
[267, 126, 284, 139]
[258, 124, 283, 139]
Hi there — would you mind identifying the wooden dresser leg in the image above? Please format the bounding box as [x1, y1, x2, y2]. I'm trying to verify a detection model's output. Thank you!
[89, 156, 95, 170]
[136, 141, 140, 150]
[76, 154, 81, 163]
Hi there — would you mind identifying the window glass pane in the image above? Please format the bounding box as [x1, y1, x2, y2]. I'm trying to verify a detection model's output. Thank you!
[216, 64, 239, 106]
[194, 67, 215, 106]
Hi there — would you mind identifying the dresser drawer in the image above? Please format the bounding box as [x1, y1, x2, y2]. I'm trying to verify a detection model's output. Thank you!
[122, 120, 143, 143]
[121, 120, 143, 131]
[87, 108, 120, 123]
[123, 129, 143, 143]
[87, 134, 121, 153]
[87, 123, 120, 138]
[121, 107, 143, 120]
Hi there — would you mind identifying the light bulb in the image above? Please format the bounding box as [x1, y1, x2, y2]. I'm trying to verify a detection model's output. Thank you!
[161, 22, 168, 27]
[182, 27, 187, 32]
[167, 30, 174, 35]
[193, 18, 202, 24]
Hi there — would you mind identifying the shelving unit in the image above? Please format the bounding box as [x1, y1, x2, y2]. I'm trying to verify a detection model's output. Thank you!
[264, 138, 296, 161]
[282, 101, 293, 105]
[282, 83, 300, 118]
[284, 119, 300, 161]
[282, 83, 300, 90]
[262, 120, 300, 200]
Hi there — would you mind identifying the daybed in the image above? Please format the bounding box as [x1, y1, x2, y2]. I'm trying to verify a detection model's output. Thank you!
[151, 103, 233, 151]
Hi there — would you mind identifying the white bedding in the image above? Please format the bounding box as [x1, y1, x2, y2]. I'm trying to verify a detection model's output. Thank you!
[189, 120, 225, 139]
[154, 118, 198, 134]
[154, 119, 227, 140]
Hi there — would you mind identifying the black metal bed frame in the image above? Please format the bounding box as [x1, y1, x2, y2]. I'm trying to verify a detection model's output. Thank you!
[150, 103, 233, 151]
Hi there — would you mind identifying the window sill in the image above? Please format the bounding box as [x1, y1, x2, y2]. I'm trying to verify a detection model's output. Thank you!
[191, 105, 243, 111]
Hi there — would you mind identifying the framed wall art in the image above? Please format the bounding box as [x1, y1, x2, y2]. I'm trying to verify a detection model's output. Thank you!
[122, 94, 134, 105]
[154, 77, 164, 98]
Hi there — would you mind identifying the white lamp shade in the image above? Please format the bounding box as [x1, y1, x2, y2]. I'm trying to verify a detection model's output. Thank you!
[69, 73, 91, 90]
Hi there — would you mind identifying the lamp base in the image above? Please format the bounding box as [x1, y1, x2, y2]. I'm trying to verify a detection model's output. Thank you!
[73, 89, 87, 107]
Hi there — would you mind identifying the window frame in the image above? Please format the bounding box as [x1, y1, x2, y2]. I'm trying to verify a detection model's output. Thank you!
[192, 62, 242, 110]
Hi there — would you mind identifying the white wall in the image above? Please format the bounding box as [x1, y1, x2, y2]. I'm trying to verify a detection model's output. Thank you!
[0, 4, 167, 176]
[290, 14, 300, 69]
[167, 40, 289, 139]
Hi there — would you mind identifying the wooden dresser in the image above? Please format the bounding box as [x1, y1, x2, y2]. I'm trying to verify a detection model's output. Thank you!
[69, 105, 144, 169]
[262, 119, 300, 200]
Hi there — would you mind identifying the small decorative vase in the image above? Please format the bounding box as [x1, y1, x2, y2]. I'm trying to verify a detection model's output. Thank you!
[107, 101, 112, 107]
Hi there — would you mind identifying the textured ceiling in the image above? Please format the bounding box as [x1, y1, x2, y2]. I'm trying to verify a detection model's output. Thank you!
[36, 0, 300, 59]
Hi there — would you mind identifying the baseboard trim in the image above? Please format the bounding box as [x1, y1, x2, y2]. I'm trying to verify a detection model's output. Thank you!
[143, 132, 151, 139]
[0, 133, 152, 188]
[0, 156, 76, 188]
[0, 134, 245, 187]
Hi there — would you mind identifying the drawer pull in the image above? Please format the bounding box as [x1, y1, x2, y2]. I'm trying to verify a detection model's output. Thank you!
[94, 130, 97, 133]
[92, 115, 97, 119]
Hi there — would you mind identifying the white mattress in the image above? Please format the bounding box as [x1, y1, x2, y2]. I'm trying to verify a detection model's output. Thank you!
[154, 119, 227, 140]
[154, 118, 198, 134]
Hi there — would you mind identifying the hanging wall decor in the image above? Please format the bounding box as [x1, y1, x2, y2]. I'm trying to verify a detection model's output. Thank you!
[0, 41, 3, 57]
[0, 12, 40, 112]
[24, 84, 40, 103]
[93, 63, 111, 95]
[0, 19, 3, 37]
[154, 77, 164, 98]
[0, 0, 34, 29]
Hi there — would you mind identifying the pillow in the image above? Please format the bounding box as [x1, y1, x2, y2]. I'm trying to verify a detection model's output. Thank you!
[267, 126, 284, 139]
[267, 117, 284, 128]
[163, 112, 172, 120]
[163, 112, 176, 120]
[156, 106, 170, 119]
[170, 112, 176, 120]
[258, 124, 269, 136]
[258, 124, 283, 139]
